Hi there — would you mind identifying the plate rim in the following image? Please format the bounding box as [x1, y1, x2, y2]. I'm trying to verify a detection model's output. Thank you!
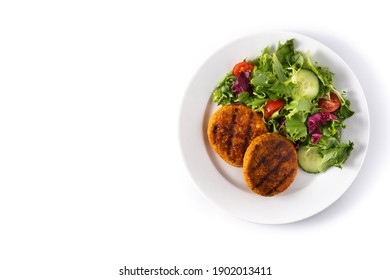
[179, 31, 370, 224]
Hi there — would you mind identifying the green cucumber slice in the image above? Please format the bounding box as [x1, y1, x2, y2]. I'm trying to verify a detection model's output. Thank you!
[295, 69, 319, 100]
[297, 146, 323, 173]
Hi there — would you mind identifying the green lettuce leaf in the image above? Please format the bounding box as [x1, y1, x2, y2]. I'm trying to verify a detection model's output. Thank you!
[275, 39, 295, 67]
[317, 140, 354, 170]
[283, 97, 312, 118]
[235, 92, 267, 111]
[285, 112, 308, 142]
[272, 53, 289, 82]
[212, 73, 236, 105]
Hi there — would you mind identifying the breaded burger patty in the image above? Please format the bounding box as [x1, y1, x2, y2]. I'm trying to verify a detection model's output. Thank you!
[207, 104, 268, 167]
[243, 133, 298, 196]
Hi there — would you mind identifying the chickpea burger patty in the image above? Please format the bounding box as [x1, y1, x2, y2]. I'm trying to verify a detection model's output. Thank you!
[207, 104, 268, 167]
[243, 133, 298, 196]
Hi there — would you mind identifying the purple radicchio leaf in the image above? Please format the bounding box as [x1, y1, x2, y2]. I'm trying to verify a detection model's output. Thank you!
[231, 71, 251, 95]
[307, 112, 338, 144]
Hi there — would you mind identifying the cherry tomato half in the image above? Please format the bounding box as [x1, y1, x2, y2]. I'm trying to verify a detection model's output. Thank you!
[318, 92, 341, 113]
[232, 61, 254, 76]
[264, 99, 285, 119]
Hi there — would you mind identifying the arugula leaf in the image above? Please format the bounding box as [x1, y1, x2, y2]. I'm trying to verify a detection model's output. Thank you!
[317, 141, 354, 170]
[275, 39, 295, 67]
[337, 99, 354, 120]
[272, 53, 289, 82]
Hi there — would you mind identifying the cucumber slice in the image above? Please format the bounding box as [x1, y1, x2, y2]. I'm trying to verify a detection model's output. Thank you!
[297, 146, 323, 173]
[295, 69, 319, 100]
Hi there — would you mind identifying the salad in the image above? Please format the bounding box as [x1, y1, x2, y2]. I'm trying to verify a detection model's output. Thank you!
[212, 39, 354, 173]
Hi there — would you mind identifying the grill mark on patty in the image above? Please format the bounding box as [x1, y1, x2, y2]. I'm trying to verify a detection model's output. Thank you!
[226, 107, 238, 159]
[264, 168, 296, 195]
[252, 140, 285, 171]
[254, 149, 295, 189]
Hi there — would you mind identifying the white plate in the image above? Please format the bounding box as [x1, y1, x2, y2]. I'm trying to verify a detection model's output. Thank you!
[179, 31, 370, 224]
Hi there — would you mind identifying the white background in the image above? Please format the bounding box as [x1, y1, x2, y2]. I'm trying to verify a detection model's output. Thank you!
[1, 1, 389, 279]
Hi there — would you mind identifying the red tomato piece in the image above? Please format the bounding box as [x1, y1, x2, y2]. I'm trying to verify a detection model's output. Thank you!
[318, 92, 341, 113]
[264, 99, 285, 119]
[232, 61, 254, 76]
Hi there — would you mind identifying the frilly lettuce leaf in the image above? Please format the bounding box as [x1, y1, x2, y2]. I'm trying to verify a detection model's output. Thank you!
[212, 73, 236, 105]
[285, 112, 308, 142]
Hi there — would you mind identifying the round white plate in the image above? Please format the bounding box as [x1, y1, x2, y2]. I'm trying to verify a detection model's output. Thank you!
[179, 31, 370, 224]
